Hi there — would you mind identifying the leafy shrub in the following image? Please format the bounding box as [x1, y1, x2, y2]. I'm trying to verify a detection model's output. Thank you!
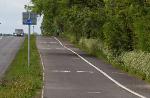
[121, 51, 150, 80]
[79, 38, 103, 55]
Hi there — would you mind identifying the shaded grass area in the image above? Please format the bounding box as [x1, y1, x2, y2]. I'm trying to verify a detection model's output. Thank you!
[0, 36, 42, 98]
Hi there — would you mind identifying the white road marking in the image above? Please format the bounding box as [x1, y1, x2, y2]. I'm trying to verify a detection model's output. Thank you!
[54, 37, 146, 98]
[51, 70, 71, 73]
[76, 71, 94, 74]
[88, 92, 101, 94]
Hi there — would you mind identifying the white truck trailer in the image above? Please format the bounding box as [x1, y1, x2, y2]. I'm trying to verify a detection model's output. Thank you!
[14, 29, 24, 37]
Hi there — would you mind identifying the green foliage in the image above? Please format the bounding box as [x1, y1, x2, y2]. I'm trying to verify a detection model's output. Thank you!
[31, 0, 150, 53]
[32, 0, 150, 81]
[32, 0, 105, 39]
[134, 14, 150, 52]
[103, 0, 137, 55]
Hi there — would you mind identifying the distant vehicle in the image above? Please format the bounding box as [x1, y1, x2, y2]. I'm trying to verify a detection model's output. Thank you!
[14, 29, 24, 37]
[0, 33, 2, 36]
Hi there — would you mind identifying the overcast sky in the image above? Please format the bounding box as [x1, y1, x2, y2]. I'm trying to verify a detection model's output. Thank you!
[0, 0, 42, 34]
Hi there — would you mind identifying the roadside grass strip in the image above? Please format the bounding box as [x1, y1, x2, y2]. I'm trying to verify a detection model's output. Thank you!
[0, 36, 42, 98]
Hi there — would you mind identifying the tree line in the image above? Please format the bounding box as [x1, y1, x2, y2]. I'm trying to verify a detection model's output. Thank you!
[32, 0, 150, 55]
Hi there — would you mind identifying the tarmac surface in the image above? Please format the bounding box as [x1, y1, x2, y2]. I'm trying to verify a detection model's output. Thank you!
[0, 36, 24, 77]
[37, 36, 150, 98]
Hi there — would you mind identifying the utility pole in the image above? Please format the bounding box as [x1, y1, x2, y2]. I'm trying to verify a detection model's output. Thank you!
[28, 11, 31, 67]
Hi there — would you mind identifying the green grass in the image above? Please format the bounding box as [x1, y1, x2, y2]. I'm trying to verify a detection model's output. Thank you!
[120, 51, 150, 81]
[0, 36, 42, 98]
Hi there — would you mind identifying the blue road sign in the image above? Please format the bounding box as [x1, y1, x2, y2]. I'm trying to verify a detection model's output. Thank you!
[26, 19, 32, 25]
[22, 12, 37, 25]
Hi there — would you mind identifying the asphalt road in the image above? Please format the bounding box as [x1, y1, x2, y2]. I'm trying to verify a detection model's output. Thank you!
[0, 36, 24, 77]
[37, 36, 150, 98]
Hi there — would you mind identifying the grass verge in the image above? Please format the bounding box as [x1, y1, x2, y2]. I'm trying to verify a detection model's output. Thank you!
[0, 36, 42, 98]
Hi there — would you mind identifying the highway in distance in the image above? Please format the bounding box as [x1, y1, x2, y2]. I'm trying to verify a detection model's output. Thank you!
[0, 36, 24, 78]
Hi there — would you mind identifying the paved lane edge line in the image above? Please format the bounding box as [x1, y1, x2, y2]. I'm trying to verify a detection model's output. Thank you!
[38, 50, 45, 98]
[54, 37, 146, 98]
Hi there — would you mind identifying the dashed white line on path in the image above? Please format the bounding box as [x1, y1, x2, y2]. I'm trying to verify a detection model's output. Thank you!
[51, 70, 71, 73]
[54, 37, 146, 98]
[41, 48, 52, 50]
[88, 92, 101, 94]
[76, 71, 94, 74]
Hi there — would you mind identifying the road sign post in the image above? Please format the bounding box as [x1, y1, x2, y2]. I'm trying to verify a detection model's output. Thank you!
[28, 19, 31, 67]
[22, 11, 37, 67]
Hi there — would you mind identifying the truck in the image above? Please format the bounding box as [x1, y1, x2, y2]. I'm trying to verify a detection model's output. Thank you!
[13, 29, 24, 37]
